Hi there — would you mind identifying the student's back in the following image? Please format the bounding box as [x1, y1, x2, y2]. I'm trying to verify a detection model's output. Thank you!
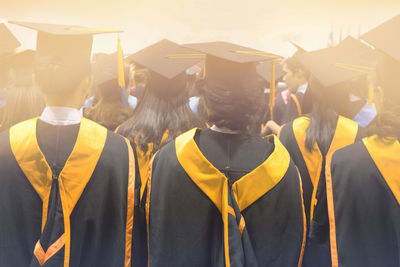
[0, 22, 135, 267]
[327, 16, 400, 267]
[146, 42, 306, 267]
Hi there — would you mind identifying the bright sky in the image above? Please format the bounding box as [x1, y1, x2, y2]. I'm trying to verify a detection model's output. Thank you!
[2, 0, 400, 57]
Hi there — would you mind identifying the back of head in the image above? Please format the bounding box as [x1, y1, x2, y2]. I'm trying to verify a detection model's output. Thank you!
[304, 77, 349, 154]
[197, 67, 265, 134]
[0, 86, 45, 131]
[85, 66, 133, 131]
[118, 70, 202, 153]
[367, 55, 400, 139]
[34, 33, 93, 98]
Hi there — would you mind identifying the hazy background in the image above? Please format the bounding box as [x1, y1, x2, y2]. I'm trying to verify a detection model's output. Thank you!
[1, 0, 400, 57]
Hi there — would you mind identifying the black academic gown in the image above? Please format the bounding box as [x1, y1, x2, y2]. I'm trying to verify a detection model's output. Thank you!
[145, 128, 306, 267]
[279, 115, 364, 267]
[326, 135, 400, 267]
[269, 91, 304, 126]
[0, 117, 135, 267]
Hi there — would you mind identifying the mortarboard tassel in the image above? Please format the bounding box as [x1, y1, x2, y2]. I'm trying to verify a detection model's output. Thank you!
[269, 61, 276, 121]
[117, 35, 127, 108]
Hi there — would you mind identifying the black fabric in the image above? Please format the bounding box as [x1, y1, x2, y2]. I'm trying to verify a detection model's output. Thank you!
[149, 140, 225, 267]
[130, 141, 148, 267]
[241, 160, 304, 267]
[147, 129, 304, 267]
[0, 120, 131, 267]
[271, 91, 304, 126]
[331, 142, 400, 267]
[280, 122, 314, 227]
[0, 129, 42, 266]
[36, 120, 80, 174]
[194, 129, 273, 183]
[279, 118, 365, 267]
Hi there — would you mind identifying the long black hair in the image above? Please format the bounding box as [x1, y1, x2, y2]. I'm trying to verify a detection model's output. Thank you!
[367, 55, 400, 140]
[117, 70, 202, 153]
[304, 78, 343, 154]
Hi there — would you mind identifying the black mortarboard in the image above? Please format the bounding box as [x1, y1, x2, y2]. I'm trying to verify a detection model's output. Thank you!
[296, 36, 379, 89]
[185, 42, 282, 118]
[9, 21, 121, 73]
[92, 52, 120, 87]
[256, 61, 284, 85]
[362, 14, 400, 63]
[0, 23, 21, 55]
[128, 39, 204, 94]
[297, 37, 380, 115]
[184, 41, 281, 87]
[289, 41, 307, 57]
[362, 15, 400, 102]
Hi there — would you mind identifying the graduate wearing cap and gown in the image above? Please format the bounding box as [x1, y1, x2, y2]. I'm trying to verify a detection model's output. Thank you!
[327, 14, 400, 267]
[279, 38, 381, 267]
[0, 22, 135, 267]
[146, 41, 306, 267]
[84, 52, 134, 131]
[264, 42, 307, 127]
[116, 39, 204, 267]
[256, 61, 285, 126]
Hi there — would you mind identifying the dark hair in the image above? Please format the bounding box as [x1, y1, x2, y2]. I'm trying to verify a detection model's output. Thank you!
[197, 75, 264, 135]
[84, 79, 134, 131]
[304, 78, 339, 154]
[34, 55, 91, 96]
[133, 69, 148, 100]
[117, 71, 202, 153]
[366, 55, 400, 139]
[284, 56, 303, 74]
[0, 86, 46, 131]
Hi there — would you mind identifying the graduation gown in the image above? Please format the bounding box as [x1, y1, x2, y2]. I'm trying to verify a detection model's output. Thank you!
[127, 131, 169, 267]
[327, 135, 400, 267]
[269, 91, 304, 126]
[0, 117, 135, 267]
[146, 128, 306, 267]
[279, 115, 364, 267]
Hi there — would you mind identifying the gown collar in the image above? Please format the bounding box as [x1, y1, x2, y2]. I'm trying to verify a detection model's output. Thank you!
[40, 106, 82, 126]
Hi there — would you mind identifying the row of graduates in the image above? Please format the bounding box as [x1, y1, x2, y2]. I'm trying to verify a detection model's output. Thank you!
[0, 15, 399, 267]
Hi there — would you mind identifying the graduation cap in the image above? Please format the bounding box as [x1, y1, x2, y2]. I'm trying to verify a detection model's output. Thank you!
[9, 21, 122, 72]
[256, 61, 284, 85]
[362, 14, 400, 63]
[185, 41, 282, 119]
[289, 41, 307, 57]
[361, 15, 400, 102]
[128, 39, 204, 94]
[0, 23, 21, 55]
[296, 37, 378, 89]
[296, 37, 380, 113]
[92, 52, 120, 87]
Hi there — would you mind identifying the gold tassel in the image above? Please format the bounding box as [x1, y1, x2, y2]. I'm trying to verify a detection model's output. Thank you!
[269, 61, 276, 121]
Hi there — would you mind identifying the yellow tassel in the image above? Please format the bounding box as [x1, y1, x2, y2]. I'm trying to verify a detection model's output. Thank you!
[269, 61, 276, 121]
[117, 35, 125, 88]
